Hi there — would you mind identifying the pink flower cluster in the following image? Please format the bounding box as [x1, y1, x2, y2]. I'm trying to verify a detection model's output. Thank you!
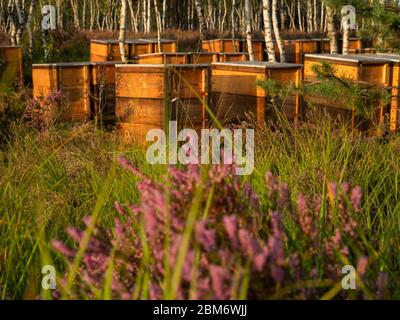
[52, 158, 389, 300]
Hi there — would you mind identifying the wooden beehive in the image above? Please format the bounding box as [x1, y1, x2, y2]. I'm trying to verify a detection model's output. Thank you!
[211, 61, 303, 126]
[0, 46, 23, 88]
[303, 54, 391, 132]
[242, 40, 266, 61]
[140, 39, 178, 53]
[115, 64, 211, 145]
[90, 39, 157, 62]
[294, 39, 320, 63]
[90, 40, 131, 62]
[304, 54, 391, 85]
[188, 52, 219, 64]
[320, 38, 363, 53]
[201, 39, 244, 53]
[218, 52, 249, 62]
[90, 62, 119, 122]
[368, 54, 400, 132]
[136, 53, 188, 65]
[32, 63, 91, 122]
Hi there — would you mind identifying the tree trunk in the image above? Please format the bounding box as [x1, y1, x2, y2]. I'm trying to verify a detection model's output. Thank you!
[26, 0, 36, 58]
[194, 0, 207, 38]
[232, 0, 238, 52]
[119, 0, 128, 63]
[154, 0, 162, 52]
[326, 4, 338, 54]
[262, 0, 276, 62]
[272, 0, 285, 62]
[244, 0, 254, 61]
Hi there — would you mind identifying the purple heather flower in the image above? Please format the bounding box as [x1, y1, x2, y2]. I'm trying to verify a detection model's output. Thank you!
[351, 186, 363, 213]
[223, 215, 238, 247]
[195, 221, 216, 251]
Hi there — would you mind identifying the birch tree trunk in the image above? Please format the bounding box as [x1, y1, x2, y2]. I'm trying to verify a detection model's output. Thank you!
[119, 0, 128, 63]
[194, 0, 207, 38]
[232, 0, 238, 52]
[8, 0, 17, 45]
[326, 4, 338, 54]
[154, 0, 162, 52]
[26, 0, 35, 58]
[272, 0, 285, 62]
[245, 0, 254, 61]
[262, 0, 276, 62]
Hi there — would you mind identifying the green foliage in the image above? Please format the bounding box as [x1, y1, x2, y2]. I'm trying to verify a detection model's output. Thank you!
[0, 116, 400, 299]
[303, 61, 391, 121]
[0, 90, 26, 147]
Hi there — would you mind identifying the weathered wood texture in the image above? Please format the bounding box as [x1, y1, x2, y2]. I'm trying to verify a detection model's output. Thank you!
[90, 39, 177, 62]
[211, 61, 303, 125]
[218, 53, 249, 62]
[32, 63, 92, 122]
[140, 39, 178, 53]
[136, 53, 188, 64]
[0, 46, 23, 88]
[303, 54, 391, 133]
[90, 62, 119, 122]
[115, 64, 211, 145]
[188, 52, 219, 64]
[370, 54, 400, 132]
[201, 39, 244, 53]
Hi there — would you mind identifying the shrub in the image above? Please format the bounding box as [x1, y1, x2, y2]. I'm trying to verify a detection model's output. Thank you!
[53, 158, 389, 300]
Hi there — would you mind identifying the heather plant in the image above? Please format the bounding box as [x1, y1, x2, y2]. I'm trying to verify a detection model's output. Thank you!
[0, 89, 27, 146]
[23, 90, 63, 131]
[52, 157, 389, 300]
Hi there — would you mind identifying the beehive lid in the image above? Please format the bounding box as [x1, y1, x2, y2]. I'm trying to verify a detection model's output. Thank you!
[116, 63, 210, 69]
[139, 38, 175, 44]
[188, 52, 218, 55]
[32, 62, 91, 68]
[212, 61, 302, 69]
[374, 54, 400, 63]
[91, 39, 150, 44]
[89, 61, 124, 66]
[304, 54, 390, 64]
[0, 45, 22, 48]
[138, 52, 186, 57]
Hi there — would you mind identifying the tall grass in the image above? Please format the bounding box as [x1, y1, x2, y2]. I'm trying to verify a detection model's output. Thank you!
[0, 113, 399, 299]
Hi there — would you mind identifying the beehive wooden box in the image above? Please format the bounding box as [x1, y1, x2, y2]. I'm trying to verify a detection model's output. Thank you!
[294, 39, 320, 63]
[115, 64, 211, 145]
[320, 38, 363, 53]
[0, 46, 23, 88]
[303, 54, 391, 132]
[242, 40, 266, 61]
[90, 40, 132, 62]
[304, 54, 391, 85]
[367, 54, 400, 132]
[218, 53, 249, 62]
[136, 53, 188, 65]
[90, 62, 119, 122]
[139, 39, 177, 53]
[188, 52, 219, 64]
[202, 39, 244, 53]
[90, 39, 163, 62]
[32, 63, 91, 122]
[211, 61, 303, 125]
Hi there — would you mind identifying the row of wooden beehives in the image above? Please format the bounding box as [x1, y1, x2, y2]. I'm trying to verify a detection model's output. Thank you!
[89, 37, 372, 65]
[201, 38, 370, 63]
[0, 46, 23, 89]
[32, 52, 400, 145]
